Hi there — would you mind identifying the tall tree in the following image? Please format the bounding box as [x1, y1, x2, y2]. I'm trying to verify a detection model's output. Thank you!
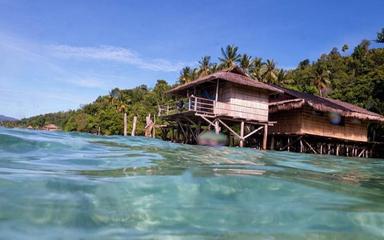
[342, 44, 349, 52]
[312, 67, 330, 97]
[261, 59, 278, 83]
[238, 54, 252, 74]
[179, 67, 193, 84]
[249, 57, 263, 80]
[198, 56, 212, 77]
[219, 44, 241, 68]
[109, 88, 129, 136]
[376, 28, 384, 43]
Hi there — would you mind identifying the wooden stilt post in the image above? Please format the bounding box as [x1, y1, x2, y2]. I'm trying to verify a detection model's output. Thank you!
[320, 144, 323, 155]
[336, 145, 340, 156]
[123, 112, 127, 136]
[214, 119, 220, 134]
[271, 135, 275, 150]
[240, 121, 244, 147]
[131, 116, 137, 136]
[300, 139, 304, 153]
[287, 137, 290, 152]
[262, 124, 268, 150]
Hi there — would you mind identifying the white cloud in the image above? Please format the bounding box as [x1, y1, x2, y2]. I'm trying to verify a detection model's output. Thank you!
[48, 45, 185, 72]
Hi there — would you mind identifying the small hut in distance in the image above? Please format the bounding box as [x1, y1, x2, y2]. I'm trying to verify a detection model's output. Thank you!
[42, 124, 60, 131]
[159, 66, 283, 148]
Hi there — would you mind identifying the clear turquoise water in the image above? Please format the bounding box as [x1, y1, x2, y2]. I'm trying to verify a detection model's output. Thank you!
[0, 127, 384, 239]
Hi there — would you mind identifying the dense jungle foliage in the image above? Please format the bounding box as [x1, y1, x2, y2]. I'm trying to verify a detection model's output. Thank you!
[2, 29, 384, 140]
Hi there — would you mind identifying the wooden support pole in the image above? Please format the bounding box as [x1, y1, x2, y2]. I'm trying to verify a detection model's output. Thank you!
[240, 121, 245, 147]
[262, 124, 268, 150]
[243, 126, 263, 139]
[270, 135, 275, 150]
[358, 149, 365, 158]
[303, 139, 318, 154]
[287, 137, 290, 152]
[320, 144, 323, 154]
[131, 116, 137, 136]
[123, 112, 127, 136]
[300, 139, 304, 153]
[214, 119, 220, 134]
[217, 119, 242, 140]
[336, 145, 340, 156]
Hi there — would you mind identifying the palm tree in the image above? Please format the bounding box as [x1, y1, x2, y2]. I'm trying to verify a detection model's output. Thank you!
[238, 54, 252, 74]
[276, 69, 288, 84]
[210, 63, 220, 73]
[313, 68, 331, 97]
[109, 88, 129, 136]
[179, 67, 193, 84]
[261, 59, 278, 83]
[191, 68, 199, 81]
[219, 44, 241, 69]
[198, 56, 211, 77]
[341, 44, 349, 52]
[376, 28, 384, 43]
[249, 57, 263, 80]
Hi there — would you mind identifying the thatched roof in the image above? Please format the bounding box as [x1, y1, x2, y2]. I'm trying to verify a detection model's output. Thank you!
[269, 85, 384, 122]
[168, 66, 283, 94]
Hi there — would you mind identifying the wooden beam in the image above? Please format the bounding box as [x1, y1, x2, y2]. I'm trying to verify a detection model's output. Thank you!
[243, 126, 263, 139]
[217, 119, 242, 140]
[199, 115, 216, 128]
[358, 149, 366, 158]
[177, 121, 188, 141]
[303, 139, 318, 154]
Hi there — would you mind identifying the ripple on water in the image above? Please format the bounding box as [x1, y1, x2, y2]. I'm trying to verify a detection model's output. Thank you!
[0, 127, 384, 239]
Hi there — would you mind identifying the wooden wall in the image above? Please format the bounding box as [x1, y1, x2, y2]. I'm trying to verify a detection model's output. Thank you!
[269, 106, 368, 142]
[214, 82, 269, 121]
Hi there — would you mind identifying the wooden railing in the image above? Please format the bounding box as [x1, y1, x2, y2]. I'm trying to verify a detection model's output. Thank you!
[158, 95, 267, 122]
[158, 96, 215, 116]
[189, 96, 215, 115]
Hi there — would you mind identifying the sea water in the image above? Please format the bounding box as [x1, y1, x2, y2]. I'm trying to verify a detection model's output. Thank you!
[0, 127, 383, 239]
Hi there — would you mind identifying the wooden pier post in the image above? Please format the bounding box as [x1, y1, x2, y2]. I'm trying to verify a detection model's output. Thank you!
[262, 124, 268, 150]
[214, 120, 220, 134]
[131, 116, 137, 136]
[300, 139, 304, 153]
[123, 112, 127, 136]
[270, 135, 275, 150]
[240, 121, 244, 147]
[288, 137, 291, 151]
[336, 145, 340, 156]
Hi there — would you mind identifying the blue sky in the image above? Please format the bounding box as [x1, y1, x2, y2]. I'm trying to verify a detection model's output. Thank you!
[0, 0, 383, 119]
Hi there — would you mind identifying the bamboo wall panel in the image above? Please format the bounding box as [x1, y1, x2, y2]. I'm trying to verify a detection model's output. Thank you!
[269, 109, 303, 134]
[270, 106, 368, 142]
[216, 83, 269, 121]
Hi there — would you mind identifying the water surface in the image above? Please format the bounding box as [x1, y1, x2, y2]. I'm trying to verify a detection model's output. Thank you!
[0, 127, 384, 239]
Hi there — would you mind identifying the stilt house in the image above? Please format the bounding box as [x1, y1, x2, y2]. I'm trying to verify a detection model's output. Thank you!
[268, 86, 384, 157]
[159, 66, 282, 149]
